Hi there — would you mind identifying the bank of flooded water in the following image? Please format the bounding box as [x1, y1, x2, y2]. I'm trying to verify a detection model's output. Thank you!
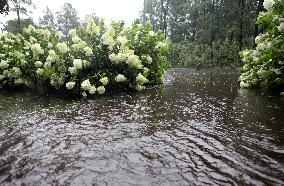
[0, 68, 283, 185]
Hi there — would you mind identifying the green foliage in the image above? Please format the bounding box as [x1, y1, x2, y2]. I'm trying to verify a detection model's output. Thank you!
[0, 18, 171, 97]
[169, 41, 240, 68]
[239, 0, 284, 92]
[142, 0, 260, 67]
[4, 17, 34, 34]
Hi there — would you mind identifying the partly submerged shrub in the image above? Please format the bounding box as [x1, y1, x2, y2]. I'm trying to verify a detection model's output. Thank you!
[239, 0, 284, 94]
[0, 18, 171, 97]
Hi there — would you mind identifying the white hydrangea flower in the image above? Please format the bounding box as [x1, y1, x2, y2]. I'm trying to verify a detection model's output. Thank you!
[89, 86, 97, 94]
[240, 81, 250, 88]
[46, 55, 55, 63]
[155, 42, 168, 50]
[56, 42, 69, 54]
[14, 51, 24, 60]
[272, 68, 282, 75]
[49, 50, 56, 57]
[0, 60, 9, 69]
[36, 68, 44, 75]
[149, 31, 155, 36]
[30, 36, 37, 43]
[55, 31, 62, 39]
[71, 41, 87, 51]
[3, 70, 9, 77]
[136, 73, 149, 85]
[117, 36, 128, 47]
[126, 54, 143, 69]
[263, 0, 275, 11]
[23, 25, 35, 33]
[82, 92, 87, 98]
[69, 29, 77, 37]
[31, 43, 44, 55]
[115, 74, 127, 82]
[14, 78, 24, 85]
[48, 42, 53, 48]
[72, 36, 81, 44]
[136, 84, 146, 91]
[12, 67, 22, 77]
[84, 46, 93, 56]
[102, 32, 115, 51]
[50, 80, 56, 86]
[81, 79, 92, 91]
[146, 55, 152, 64]
[278, 23, 284, 32]
[83, 60, 91, 68]
[66, 82, 76, 90]
[143, 67, 150, 75]
[0, 75, 4, 81]
[73, 59, 83, 70]
[100, 77, 109, 85]
[58, 79, 65, 86]
[43, 30, 51, 39]
[255, 35, 262, 45]
[68, 67, 78, 75]
[257, 43, 266, 51]
[44, 61, 52, 68]
[34, 61, 43, 68]
[109, 53, 116, 62]
[86, 16, 101, 35]
[97, 86, 105, 94]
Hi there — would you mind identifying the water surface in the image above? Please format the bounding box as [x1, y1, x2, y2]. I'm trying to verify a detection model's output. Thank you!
[0, 68, 283, 185]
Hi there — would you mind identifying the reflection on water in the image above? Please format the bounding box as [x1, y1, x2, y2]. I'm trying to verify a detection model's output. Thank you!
[0, 68, 283, 185]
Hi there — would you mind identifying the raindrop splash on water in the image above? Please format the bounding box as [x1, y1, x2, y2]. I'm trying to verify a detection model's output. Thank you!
[0, 69, 283, 185]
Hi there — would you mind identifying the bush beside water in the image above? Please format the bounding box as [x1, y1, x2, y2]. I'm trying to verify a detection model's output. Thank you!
[239, 0, 284, 94]
[0, 18, 171, 97]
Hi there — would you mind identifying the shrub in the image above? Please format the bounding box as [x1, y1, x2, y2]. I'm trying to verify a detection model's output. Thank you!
[0, 18, 171, 97]
[239, 0, 284, 94]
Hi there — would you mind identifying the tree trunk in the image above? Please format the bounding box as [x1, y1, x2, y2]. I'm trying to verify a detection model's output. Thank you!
[254, 0, 264, 47]
[162, 0, 169, 38]
[239, 0, 245, 50]
[16, 1, 20, 28]
[210, 0, 215, 46]
[143, 0, 146, 25]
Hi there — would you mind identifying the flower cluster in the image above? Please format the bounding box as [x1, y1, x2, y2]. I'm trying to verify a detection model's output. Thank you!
[239, 0, 284, 95]
[0, 18, 171, 97]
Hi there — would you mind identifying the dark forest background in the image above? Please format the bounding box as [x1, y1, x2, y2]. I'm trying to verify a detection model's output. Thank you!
[141, 0, 264, 67]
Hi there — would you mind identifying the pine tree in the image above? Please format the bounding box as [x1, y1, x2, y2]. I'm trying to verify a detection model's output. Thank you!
[39, 6, 55, 31]
[56, 3, 80, 35]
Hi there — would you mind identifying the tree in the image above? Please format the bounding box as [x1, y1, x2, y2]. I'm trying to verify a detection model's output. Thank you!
[56, 3, 80, 35]
[142, 0, 260, 67]
[4, 17, 34, 33]
[10, 0, 34, 28]
[39, 6, 55, 31]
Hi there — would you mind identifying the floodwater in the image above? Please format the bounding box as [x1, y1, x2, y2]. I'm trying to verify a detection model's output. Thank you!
[0, 68, 283, 186]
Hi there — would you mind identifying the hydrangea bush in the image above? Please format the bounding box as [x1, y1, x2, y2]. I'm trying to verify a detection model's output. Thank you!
[0, 18, 171, 97]
[239, 0, 284, 94]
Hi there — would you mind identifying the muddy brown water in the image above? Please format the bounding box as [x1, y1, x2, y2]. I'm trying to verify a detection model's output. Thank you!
[0, 68, 283, 185]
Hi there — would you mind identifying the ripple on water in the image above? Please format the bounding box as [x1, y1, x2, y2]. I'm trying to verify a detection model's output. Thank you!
[0, 68, 283, 185]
